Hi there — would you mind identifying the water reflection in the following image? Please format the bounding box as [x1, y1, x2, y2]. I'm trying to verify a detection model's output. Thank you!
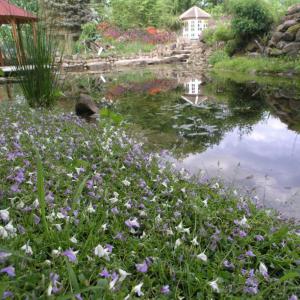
[73, 67, 299, 218]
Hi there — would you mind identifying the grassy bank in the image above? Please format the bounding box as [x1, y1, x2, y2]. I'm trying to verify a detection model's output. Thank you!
[213, 56, 300, 76]
[0, 103, 299, 299]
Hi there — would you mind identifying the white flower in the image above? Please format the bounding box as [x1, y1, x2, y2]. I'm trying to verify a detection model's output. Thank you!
[47, 283, 53, 296]
[21, 241, 33, 256]
[259, 262, 268, 276]
[87, 203, 96, 213]
[5, 221, 16, 237]
[94, 244, 110, 261]
[197, 252, 207, 262]
[56, 212, 65, 219]
[209, 279, 220, 293]
[175, 221, 190, 235]
[101, 223, 108, 231]
[51, 247, 62, 257]
[202, 198, 208, 207]
[155, 214, 162, 224]
[118, 269, 131, 282]
[191, 237, 199, 246]
[175, 238, 182, 249]
[70, 235, 78, 244]
[132, 282, 144, 297]
[122, 179, 131, 186]
[32, 199, 39, 209]
[16, 201, 25, 209]
[0, 226, 8, 239]
[0, 208, 9, 222]
[54, 224, 62, 231]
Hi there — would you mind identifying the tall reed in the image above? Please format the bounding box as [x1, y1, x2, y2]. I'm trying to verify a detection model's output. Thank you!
[8, 21, 61, 108]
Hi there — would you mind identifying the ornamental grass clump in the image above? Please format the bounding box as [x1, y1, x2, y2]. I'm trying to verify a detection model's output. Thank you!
[0, 103, 299, 299]
[8, 22, 61, 108]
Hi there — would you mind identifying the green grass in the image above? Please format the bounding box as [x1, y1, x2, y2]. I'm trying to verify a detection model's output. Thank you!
[213, 56, 300, 75]
[0, 103, 299, 299]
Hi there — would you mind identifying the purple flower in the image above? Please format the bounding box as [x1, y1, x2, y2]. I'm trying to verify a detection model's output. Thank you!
[161, 285, 170, 294]
[2, 291, 13, 299]
[0, 252, 11, 263]
[255, 235, 264, 241]
[62, 249, 78, 262]
[239, 230, 247, 238]
[0, 266, 15, 277]
[136, 260, 148, 273]
[75, 294, 83, 300]
[100, 268, 110, 278]
[50, 273, 62, 293]
[245, 250, 256, 257]
[33, 214, 41, 225]
[289, 295, 298, 300]
[105, 244, 114, 253]
[125, 217, 140, 229]
[223, 260, 235, 271]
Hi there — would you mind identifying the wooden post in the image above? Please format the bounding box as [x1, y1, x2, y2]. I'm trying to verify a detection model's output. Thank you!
[0, 49, 4, 66]
[17, 23, 25, 62]
[11, 19, 22, 64]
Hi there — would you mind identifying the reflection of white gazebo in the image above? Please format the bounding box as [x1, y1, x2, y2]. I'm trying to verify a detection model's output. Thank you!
[179, 6, 211, 41]
[181, 79, 207, 106]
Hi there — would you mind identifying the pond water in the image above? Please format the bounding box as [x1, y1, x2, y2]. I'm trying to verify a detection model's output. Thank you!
[2, 65, 300, 218]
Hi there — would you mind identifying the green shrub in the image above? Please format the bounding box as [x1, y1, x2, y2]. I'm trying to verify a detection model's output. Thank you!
[225, 38, 242, 56]
[202, 28, 215, 45]
[229, 0, 274, 41]
[213, 24, 234, 42]
[209, 50, 230, 65]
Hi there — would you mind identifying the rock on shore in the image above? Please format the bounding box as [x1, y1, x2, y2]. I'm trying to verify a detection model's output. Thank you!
[267, 4, 300, 56]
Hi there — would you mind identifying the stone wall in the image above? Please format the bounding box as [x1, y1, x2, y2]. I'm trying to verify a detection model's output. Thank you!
[267, 4, 300, 56]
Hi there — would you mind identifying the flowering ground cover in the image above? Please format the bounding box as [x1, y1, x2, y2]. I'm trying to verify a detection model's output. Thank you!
[0, 103, 299, 299]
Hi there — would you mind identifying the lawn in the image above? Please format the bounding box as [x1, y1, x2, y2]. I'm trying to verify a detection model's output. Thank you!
[0, 103, 299, 299]
[213, 56, 300, 76]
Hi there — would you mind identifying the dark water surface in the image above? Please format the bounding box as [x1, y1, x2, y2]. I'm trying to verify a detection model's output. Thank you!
[2, 65, 300, 218]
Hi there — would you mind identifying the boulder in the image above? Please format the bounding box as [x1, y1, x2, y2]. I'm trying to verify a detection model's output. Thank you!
[282, 42, 300, 55]
[270, 31, 284, 44]
[245, 41, 259, 52]
[276, 41, 288, 49]
[287, 23, 300, 34]
[281, 31, 295, 42]
[287, 4, 300, 16]
[277, 20, 297, 32]
[75, 94, 99, 117]
[296, 29, 300, 42]
[269, 48, 283, 57]
[284, 12, 300, 21]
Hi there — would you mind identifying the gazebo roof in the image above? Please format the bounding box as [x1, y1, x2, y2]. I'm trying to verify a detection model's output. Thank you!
[179, 6, 211, 20]
[0, 0, 37, 24]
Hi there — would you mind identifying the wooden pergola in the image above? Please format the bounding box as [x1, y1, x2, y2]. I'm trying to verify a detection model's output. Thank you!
[0, 0, 37, 65]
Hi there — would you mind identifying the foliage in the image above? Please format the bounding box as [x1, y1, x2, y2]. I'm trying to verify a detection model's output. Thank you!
[213, 24, 234, 42]
[213, 56, 300, 74]
[5, 23, 61, 108]
[0, 103, 299, 299]
[202, 28, 216, 45]
[228, 0, 274, 41]
[224, 38, 242, 56]
[208, 49, 229, 65]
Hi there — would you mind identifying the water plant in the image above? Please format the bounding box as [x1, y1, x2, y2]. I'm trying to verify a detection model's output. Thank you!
[7, 21, 61, 108]
[0, 102, 299, 299]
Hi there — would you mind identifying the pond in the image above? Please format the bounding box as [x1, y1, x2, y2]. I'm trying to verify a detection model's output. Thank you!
[2, 65, 300, 218]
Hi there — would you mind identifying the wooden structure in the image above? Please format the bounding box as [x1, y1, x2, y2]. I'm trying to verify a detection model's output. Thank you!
[179, 6, 211, 41]
[0, 0, 37, 65]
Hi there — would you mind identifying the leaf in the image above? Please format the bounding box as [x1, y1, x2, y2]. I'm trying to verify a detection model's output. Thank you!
[271, 226, 289, 243]
[36, 148, 49, 234]
[65, 260, 80, 293]
[279, 272, 299, 283]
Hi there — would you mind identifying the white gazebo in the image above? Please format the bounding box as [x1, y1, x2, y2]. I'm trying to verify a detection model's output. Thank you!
[181, 78, 207, 106]
[179, 6, 211, 41]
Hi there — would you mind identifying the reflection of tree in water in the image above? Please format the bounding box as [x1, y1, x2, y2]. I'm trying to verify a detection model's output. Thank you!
[113, 78, 268, 158]
[264, 88, 300, 133]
